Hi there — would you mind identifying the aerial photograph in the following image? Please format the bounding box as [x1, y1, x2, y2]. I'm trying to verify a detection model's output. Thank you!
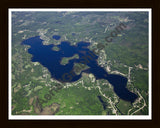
[9, 9, 151, 119]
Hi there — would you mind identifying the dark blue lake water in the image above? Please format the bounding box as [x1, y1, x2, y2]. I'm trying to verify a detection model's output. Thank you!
[52, 35, 61, 40]
[22, 36, 138, 103]
[72, 33, 76, 36]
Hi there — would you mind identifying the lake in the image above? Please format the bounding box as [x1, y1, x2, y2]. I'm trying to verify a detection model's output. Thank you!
[21, 35, 138, 103]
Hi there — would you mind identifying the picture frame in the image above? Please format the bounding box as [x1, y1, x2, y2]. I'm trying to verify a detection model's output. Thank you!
[0, 0, 159, 127]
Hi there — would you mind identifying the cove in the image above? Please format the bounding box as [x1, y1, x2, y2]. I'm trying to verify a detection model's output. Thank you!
[52, 35, 61, 40]
[21, 36, 138, 103]
[97, 96, 107, 110]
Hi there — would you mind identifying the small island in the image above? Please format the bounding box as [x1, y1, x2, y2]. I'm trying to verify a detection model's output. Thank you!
[60, 54, 79, 65]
